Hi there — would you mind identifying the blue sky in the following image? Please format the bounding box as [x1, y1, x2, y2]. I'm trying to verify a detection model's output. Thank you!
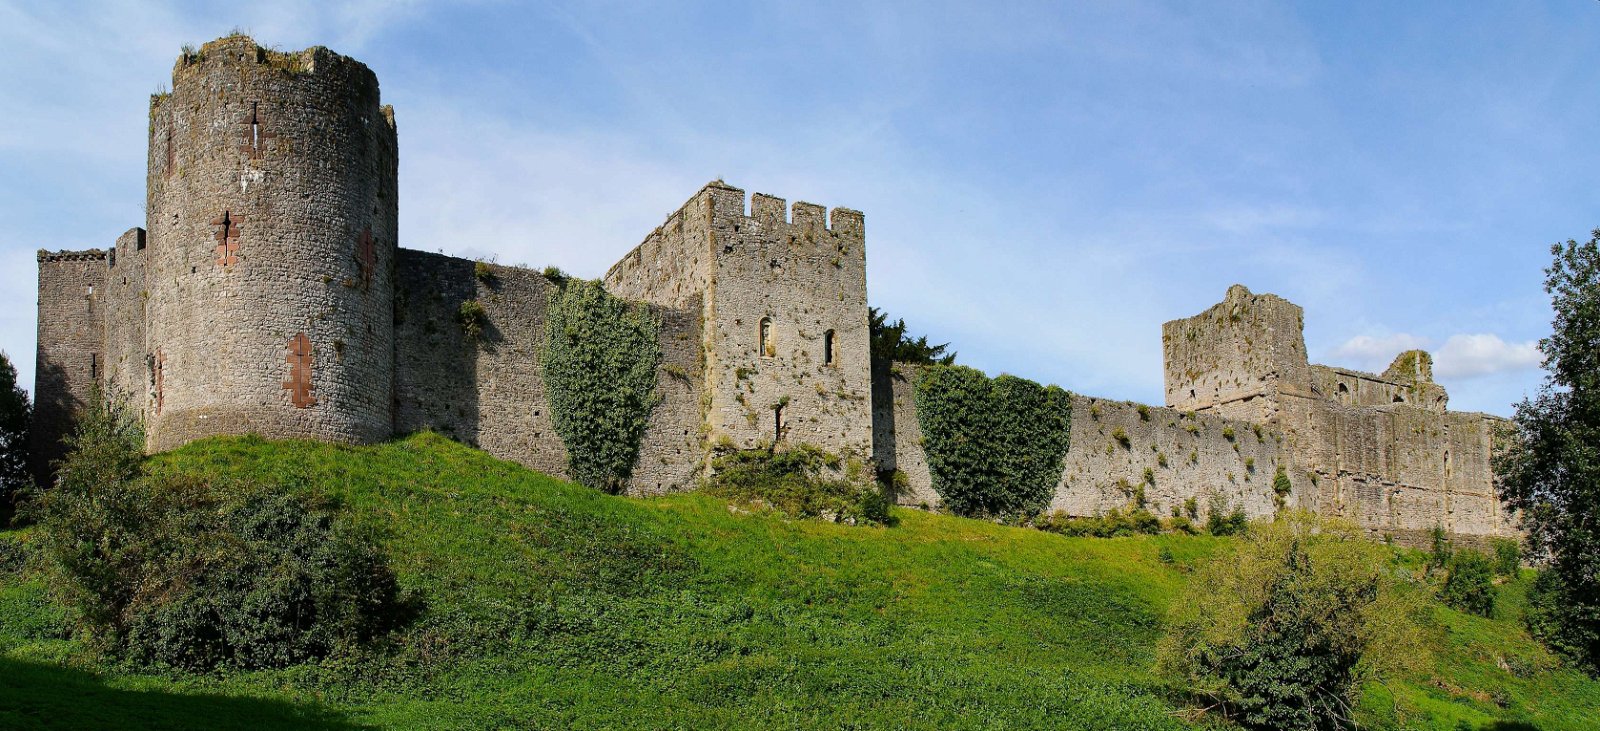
[2, 1, 1596, 416]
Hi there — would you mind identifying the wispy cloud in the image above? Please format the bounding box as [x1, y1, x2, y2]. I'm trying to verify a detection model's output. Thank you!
[1435, 334, 1543, 380]
[1327, 332, 1542, 381]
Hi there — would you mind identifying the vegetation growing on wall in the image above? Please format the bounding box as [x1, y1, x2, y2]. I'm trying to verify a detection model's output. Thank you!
[543, 278, 661, 494]
[703, 445, 890, 525]
[911, 365, 1071, 518]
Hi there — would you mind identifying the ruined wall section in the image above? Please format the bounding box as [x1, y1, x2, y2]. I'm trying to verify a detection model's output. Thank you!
[396, 251, 704, 495]
[102, 228, 150, 418]
[874, 363, 1293, 520]
[1163, 284, 1311, 424]
[701, 184, 872, 457]
[32, 250, 107, 482]
[144, 35, 397, 451]
[1280, 393, 1512, 544]
[1057, 396, 1297, 520]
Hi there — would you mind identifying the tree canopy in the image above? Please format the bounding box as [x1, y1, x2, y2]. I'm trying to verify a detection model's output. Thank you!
[1496, 229, 1600, 672]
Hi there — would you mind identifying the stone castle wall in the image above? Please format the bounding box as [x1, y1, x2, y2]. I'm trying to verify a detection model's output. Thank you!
[395, 251, 705, 495]
[29, 34, 1517, 539]
[102, 228, 150, 418]
[143, 35, 398, 451]
[875, 364, 1293, 521]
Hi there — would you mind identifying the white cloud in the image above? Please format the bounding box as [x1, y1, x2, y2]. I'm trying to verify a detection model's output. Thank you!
[1435, 334, 1543, 380]
[1327, 333, 1432, 371]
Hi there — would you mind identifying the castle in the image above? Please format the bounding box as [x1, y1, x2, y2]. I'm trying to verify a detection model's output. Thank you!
[32, 35, 1515, 543]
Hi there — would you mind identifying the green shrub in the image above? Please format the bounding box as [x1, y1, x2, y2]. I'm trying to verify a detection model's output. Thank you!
[1490, 537, 1521, 577]
[473, 260, 495, 284]
[1428, 524, 1453, 573]
[457, 299, 488, 342]
[1158, 513, 1428, 731]
[1111, 427, 1130, 448]
[1183, 497, 1199, 520]
[1136, 404, 1150, 421]
[1206, 494, 1248, 537]
[1272, 467, 1292, 498]
[704, 446, 890, 525]
[543, 278, 661, 493]
[32, 392, 408, 670]
[1441, 549, 1496, 618]
[911, 365, 1071, 518]
[540, 265, 569, 286]
[1167, 515, 1199, 535]
[1222, 426, 1236, 441]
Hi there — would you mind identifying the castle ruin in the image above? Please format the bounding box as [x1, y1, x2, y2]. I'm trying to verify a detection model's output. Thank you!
[32, 36, 1515, 543]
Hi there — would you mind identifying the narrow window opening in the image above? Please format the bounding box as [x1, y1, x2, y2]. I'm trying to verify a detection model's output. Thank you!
[773, 402, 785, 442]
[759, 317, 774, 358]
[89, 353, 98, 379]
[823, 329, 835, 365]
[1444, 450, 1452, 479]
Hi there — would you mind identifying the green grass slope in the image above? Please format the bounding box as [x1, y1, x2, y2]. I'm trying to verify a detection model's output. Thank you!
[1, 432, 1597, 730]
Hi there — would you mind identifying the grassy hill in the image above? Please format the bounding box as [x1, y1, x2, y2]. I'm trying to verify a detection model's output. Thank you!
[1, 432, 1597, 729]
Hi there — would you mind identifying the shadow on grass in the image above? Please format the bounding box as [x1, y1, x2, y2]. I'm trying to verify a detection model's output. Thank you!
[0, 658, 367, 730]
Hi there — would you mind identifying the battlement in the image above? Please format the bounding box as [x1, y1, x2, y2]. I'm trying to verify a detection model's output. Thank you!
[37, 249, 107, 263]
[700, 181, 864, 238]
[172, 33, 370, 82]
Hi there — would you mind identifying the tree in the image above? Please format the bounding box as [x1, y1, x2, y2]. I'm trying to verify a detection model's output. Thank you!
[0, 351, 30, 524]
[868, 307, 955, 367]
[1158, 513, 1427, 730]
[1496, 229, 1600, 672]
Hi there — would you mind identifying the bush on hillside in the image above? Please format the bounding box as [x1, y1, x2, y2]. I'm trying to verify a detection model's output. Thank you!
[1441, 549, 1497, 618]
[1158, 512, 1428, 731]
[705, 446, 891, 526]
[1206, 494, 1249, 536]
[32, 390, 410, 670]
[1525, 568, 1600, 675]
[1491, 537, 1522, 578]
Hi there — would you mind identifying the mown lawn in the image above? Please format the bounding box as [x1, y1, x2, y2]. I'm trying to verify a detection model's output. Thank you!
[1, 432, 1596, 729]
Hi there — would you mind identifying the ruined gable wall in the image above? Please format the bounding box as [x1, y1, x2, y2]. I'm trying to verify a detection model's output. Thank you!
[32, 250, 107, 482]
[874, 363, 1294, 520]
[1162, 284, 1311, 425]
[102, 228, 150, 420]
[144, 35, 397, 452]
[396, 250, 704, 495]
[1309, 364, 1448, 412]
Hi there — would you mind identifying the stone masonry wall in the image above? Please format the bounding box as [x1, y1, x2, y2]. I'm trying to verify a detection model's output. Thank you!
[874, 363, 1292, 521]
[1163, 284, 1312, 425]
[102, 228, 150, 419]
[144, 35, 397, 451]
[33, 250, 107, 482]
[396, 250, 704, 495]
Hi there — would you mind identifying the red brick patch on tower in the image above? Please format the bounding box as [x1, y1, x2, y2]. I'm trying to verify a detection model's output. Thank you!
[212, 211, 241, 267]
[283, 332, 317, 408]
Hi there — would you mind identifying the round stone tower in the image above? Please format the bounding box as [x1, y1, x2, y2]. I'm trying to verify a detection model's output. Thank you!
[143, 34, 397, 450]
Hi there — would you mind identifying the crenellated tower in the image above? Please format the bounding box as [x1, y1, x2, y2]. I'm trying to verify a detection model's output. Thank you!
[142, 34, 398, 450]
[605, 181, 873, 460]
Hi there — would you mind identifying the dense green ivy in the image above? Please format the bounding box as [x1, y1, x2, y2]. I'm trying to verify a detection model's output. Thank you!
[543, 279, 661, 493]
[911, 365, 1072, 518]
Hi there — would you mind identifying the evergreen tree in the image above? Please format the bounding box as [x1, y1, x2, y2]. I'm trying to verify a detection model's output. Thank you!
[1496, 229, 1600, 672]
[0, 351, 31, 524]
[868, 307, 955, 367]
